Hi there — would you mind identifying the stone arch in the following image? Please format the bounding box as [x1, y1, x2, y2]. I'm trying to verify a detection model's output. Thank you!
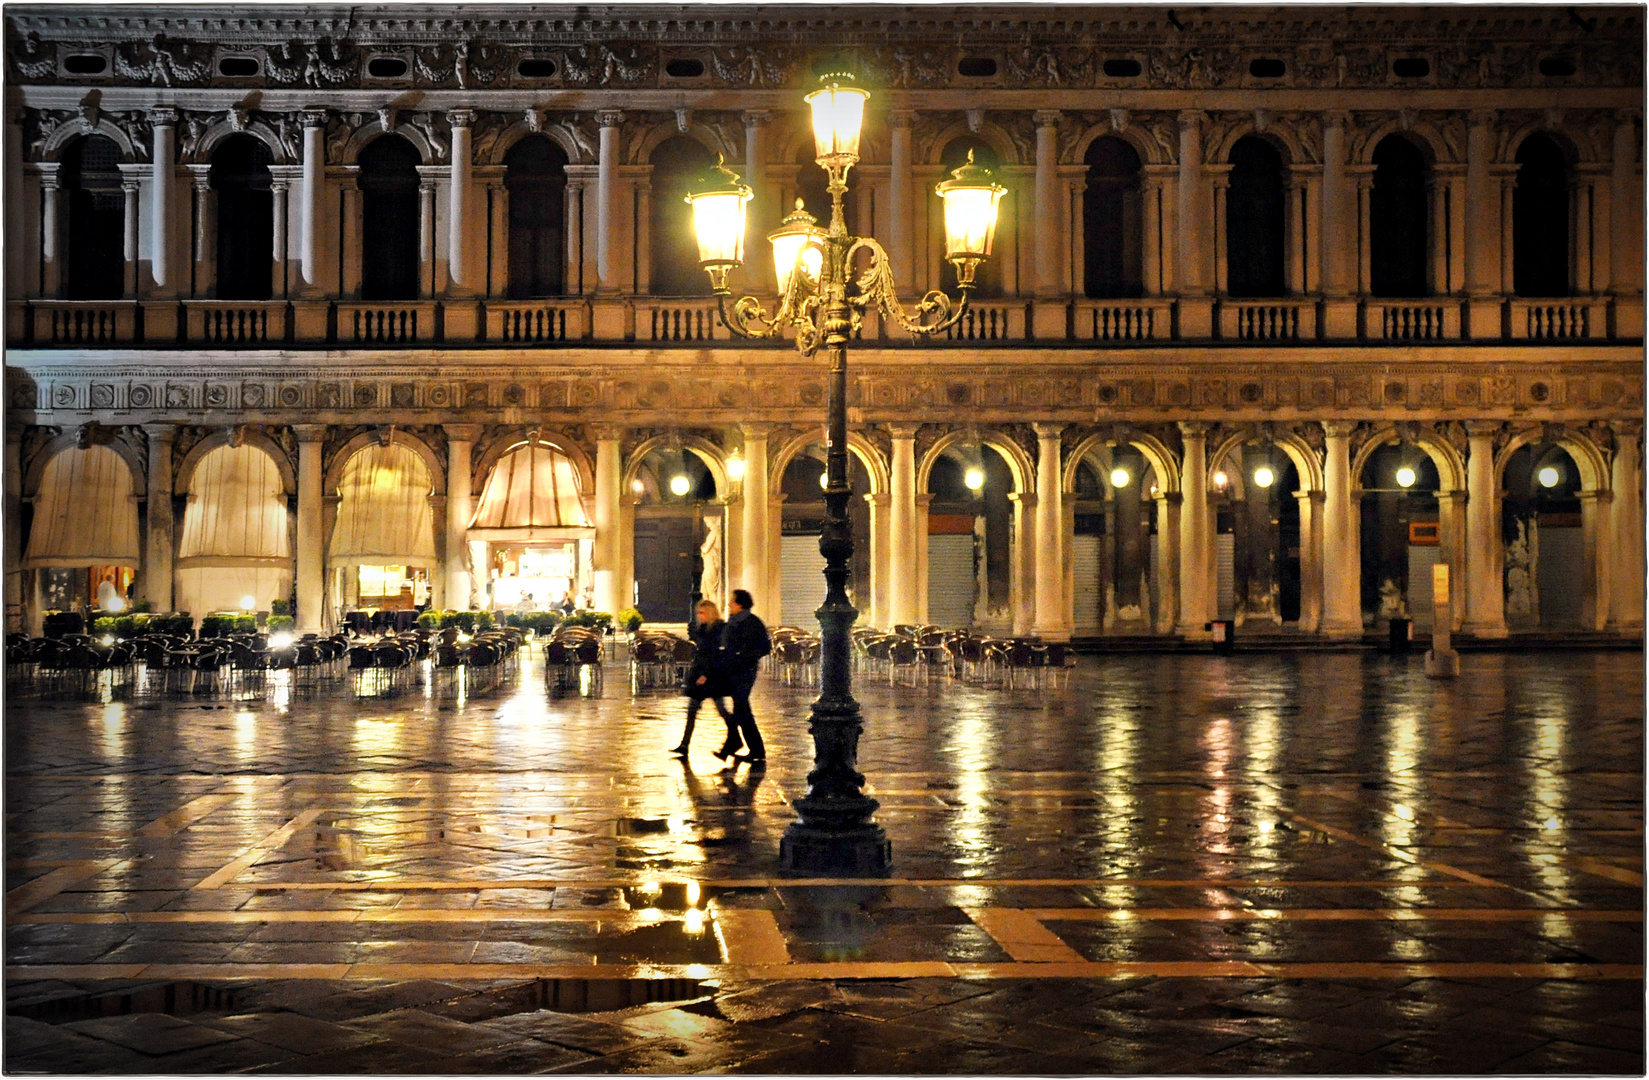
[630, 122, 738, 166]
[1502, 123, 1593, 166]
[41, 120, 136, 163]
[918, 429, 1034, 493]
[767, 429, 888, 496]
[191, 120, 290, 166]
[1065, 121, 1170, 167]
[474, 426, 593, 495]
[1351, 425, 1467, 492]
[1208, 429, 1325, 493]
[1061, 429, 1183, 495]
[623, 433, 731, 496]
[323, 428, 446, 496]
[1494, 427, 1610, 492]
[22, 430, 146, 499]
[1211, 123, 1310, 166]
[341, 121, 437, 165]
[488, 120, 585, 166]
[1352, 122, 1450, 166]
[175, 429, 295, 496]
[924, 121, 1022, 167]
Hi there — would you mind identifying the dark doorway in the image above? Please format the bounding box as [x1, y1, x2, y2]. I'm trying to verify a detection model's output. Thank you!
[63, 135, 125, 300]
[504, 135, 568, 298]
[1513, 134, 1570, 297]
[211, 134, 274, 300]
[649, 136, 715, 295]
[1225, 137, 1285, 298]
[1083, 137, 1143, 298]
[1370, 135, 1429, 297]
[358, 135, 421, 301]
[633, 516, 696, 624]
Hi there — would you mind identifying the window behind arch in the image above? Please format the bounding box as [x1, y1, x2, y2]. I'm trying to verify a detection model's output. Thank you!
[503, 135, 568, 298]
[358, 135, 421, 301]
[1083, 136, 1143, 298]
[1513, 135, 1570, 297]
[649, 136, 715, 295]
[1370, 136, 1429, 298]
[940, 137, 1003, 298]
[1225, 136, 1285, 298]
[211, 134, 274, 300]
[63, 135, 125, 300]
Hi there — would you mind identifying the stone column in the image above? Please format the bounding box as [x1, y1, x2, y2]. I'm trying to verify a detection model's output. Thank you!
[1464, 110, 1503, 338]
[1177, 110, 1209, 296]
[1572, 167, 1603, 295]
[1154, 492, 1181, 634]
[1211, 169, 1231, 295]
[914, 492, 933, 623]
[141, 424, 176, 612]
[447, 110, 474, 294]
[1353, 167, 1376, 296]
[742, 110, 772, 292]
[1176, 422, 1214, 636]
[417, 170, 437, 298]
[39, 165, 61, 297]
[634, 178, 652, 294]
[1141, 172, 1164, 295]
[299, 109, 327, 295]
[592, 428, 625, 617]
[1607, 421, 1643, 631]
[1498, 171, 1517, 296]
[1461, 421, 1508, 638]
[595, 109, 624, 294]
[740, 424, 771, 597]
[886, 424, 919, 628]
[445, 425, 481, 612]
[121, 172, 141, 298]
[1033, 110, 1062, 297]
[564, 178, 584, 294]
[1436, 490, 1466, 631]
[1319, 113, 1351, 295]
[1293, 488, 1324, 633]
[1611, 111, 1644, 299]
[149, 107, 177, 293]
[293, 424, 326, 634]
[4, 428, 21, 631]
[1578, 488, 1611, 631]
[269, 174, 289, 298]
[865, 492, 889, 630]
[888, 111, 914, 289]
[1320, 421, 1363, 638]
[1032, 424, 1069, 639]
[188, 164, 214, 297]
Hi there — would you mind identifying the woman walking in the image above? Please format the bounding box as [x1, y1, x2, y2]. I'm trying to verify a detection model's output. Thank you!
[671, 600, 734, 757]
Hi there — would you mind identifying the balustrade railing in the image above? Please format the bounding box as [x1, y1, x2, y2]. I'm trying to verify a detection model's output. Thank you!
[31, 302, 139, 345]
[1219, 301, 1316, 341]
[486, 300, 588, 343]
[338, 302, 435, 344]
[187, 301, 287, 345]
[642, 300, 722, 342]
[1071, 299, 1173, 342]
[940, 301, 1027, 341]
[1370, 302, 1456, 341]
[1510, 299, 1600, 340]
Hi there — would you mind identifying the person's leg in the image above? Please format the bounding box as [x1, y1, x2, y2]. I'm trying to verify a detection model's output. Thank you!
[673, 696, 700, 754]
[732, 672, 765, 760]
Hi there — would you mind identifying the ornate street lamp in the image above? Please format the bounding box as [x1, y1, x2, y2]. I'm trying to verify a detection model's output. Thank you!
[688, 71, 1004, 873]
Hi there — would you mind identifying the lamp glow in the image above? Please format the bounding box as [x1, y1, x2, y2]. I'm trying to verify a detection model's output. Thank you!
[1537, 465, 1561, 488]
[964, 468, 985, 491]
[670, 475, 692, 497]
[1253, 467, 1275, 489]
[768, 199, 827, 294]
[239, 595, 256, 611]
[1212, 470, 1229, 490]
[935, 150, 1006, 286]
[1395, 466, 1417, 488]
[1110, 468, 1131, 489]
[685, 155, 753, 291]
[819, 470, 830, 489]
[632, 479, 645, 494]
[805, 71, 869, 165]
[726, 450, 746, 481]
[268, 632, 294, 649]
[106, 596, 126, 613]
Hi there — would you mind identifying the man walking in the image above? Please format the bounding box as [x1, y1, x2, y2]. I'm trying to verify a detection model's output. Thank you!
[716, 589, 771, 767]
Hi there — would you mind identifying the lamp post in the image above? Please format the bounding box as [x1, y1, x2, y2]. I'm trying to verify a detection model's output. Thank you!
[688, 71, 1004, 873]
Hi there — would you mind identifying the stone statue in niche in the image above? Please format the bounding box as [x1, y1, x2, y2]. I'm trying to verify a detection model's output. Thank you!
[1378, 578, 1410, 621]
[1503, 519, 1536, 619]
[699, 514, 724, 611]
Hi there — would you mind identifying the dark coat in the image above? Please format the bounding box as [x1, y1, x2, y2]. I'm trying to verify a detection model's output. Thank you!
[684, 618, 726, 698]
[717, 609, 771, 678]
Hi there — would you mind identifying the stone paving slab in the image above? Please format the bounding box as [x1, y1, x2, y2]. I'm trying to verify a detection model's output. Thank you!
[4, 650, 1643, 1072]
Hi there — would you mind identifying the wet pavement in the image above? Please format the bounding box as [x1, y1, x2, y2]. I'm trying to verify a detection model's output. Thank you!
[4, 649, 1643, 1073]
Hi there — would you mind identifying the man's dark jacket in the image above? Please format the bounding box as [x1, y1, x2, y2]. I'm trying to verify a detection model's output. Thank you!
[717, 610, 771, 677]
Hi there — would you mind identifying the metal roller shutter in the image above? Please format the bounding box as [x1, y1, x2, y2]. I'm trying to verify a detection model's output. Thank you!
[926, 534, 975, 629]
[779, 534, 827, 629]
[1216, 533, 1235, 620]
[1537, 525, 1584, 627]
[1072, 534, 1102, 632]
[1406, 545, 1441, 631]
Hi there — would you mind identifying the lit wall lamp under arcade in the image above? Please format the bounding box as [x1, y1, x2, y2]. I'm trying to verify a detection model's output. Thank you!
[687, 70, 1004, 874]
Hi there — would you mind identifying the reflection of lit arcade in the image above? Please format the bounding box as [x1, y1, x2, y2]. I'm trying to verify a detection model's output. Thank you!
[470, 437, 593, 611]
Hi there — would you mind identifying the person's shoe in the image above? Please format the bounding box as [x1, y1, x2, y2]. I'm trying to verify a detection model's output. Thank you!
[668, 745, 689, 757]
[733, 754, 765, 766]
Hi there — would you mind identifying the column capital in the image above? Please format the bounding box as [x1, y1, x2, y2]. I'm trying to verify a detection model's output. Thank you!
[1322, 109, 1352, 129]
[741, 109, 773, 127]
[447, 109, 475, 128]
[590, 424, 626, 442]
[1032, 422, 1066, 440]
[863, 491, 890, 506]
[1033, 109, 1062, 128]
[1434, 489, 1468, 505]
[915, 492, 936, 507]
[1154, 490, 1184, 506]
[739, 421, 775, 436]
[1007, 491, 1038, 508]
[596, 109, 626, 128]
[888, 109, 916, 128]
[37, 162, 61, 190]
[1463, 420, 1502, 438]
[1177, 109, 1204, 129]
[1293, 488, 1326, 504]
[1615, 107, 1643, 127]
[1321, 420, 1360, 438]
[141, 422, 178, 441]
[1468, 108, 1498, 129]
[444, 423, 485, 442]
[148, 105, 179, 126]
[1177, 420, 1213, 439]
[300, 108, 329, 128]
[291, 423, 328, 443]
[1612, 418, 1644, 439]
[885, 422, 921, 440]
[187, 163, 213, 190]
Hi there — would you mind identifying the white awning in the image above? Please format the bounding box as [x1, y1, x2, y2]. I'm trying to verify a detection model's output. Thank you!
[177, 444, 291, 568]
[469, 442, 592, 536]
[176, 566, 293, 618]
[23, 444, 140, 568]
[327, 443, 437, 567]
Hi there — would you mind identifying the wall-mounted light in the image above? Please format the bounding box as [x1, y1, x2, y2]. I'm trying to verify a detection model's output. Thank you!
[632, 479, 645, 494]
[725, 449, 746, 481]
[1252, 466, 1275, 489]
[670, 474, 692, 497]
[1110, 468, 1131, 489]
[964, 467, 985, 491]
[1395, 466, 1417, 489]
[1212, 470, 1229, 490]
[1537, 465, 1561, 488]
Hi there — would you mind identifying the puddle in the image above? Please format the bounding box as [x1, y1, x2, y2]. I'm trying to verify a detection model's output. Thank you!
[12, 982, 246, 1023]
[533, 976, 704, 1013]
[594, 921, 722, 966]
[614, 817, 673, 835]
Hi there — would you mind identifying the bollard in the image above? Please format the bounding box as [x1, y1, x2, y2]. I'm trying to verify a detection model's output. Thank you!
[1389, 617, 1412, 655]
[1424, 563, 1459, 677]
[1207, 620, 1235, 655]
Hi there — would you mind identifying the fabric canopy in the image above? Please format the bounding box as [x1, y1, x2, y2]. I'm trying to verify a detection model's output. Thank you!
[175, 566, 293, 617]
[469, 443, 591, 533]
[177, 444, 290, 566]
[327, 442, 437, 566]
[24, 444, 140, 568]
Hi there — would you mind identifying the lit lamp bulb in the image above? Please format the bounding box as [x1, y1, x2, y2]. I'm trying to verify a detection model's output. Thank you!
[685, 155, 753, 293]
[1212, 471, 1229, 490]
[669, 475, 692, 497]
[1395, 466, 1417, 489]
[106, 596, 126, 613]
[934, 150, 1006, 288]
[1537, 465, 1561, 488]
[1110, 468, 1131, 489]
[964, 468, 985, 491]
[768, 199, 826, 295]
[239, 595, 256, 612]
[805, 70, 869, 166]
[1252, 466, 1275, 489]
[632, 479, 645, 494]
[725, 450, 746, 482]
[819, 470, 829, 490]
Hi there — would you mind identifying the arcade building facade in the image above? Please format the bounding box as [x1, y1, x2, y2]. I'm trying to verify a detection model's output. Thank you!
[4, 5, 1643, 642]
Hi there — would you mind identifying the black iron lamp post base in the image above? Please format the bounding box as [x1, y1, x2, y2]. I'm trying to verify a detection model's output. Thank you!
[779, 820, 891, 874]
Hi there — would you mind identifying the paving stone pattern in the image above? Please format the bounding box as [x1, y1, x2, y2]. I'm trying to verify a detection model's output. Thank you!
[4, 650, 1643, 1073]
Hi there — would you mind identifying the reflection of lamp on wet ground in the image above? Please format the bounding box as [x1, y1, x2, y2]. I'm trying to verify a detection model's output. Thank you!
[1537, 465, 1561, 488]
